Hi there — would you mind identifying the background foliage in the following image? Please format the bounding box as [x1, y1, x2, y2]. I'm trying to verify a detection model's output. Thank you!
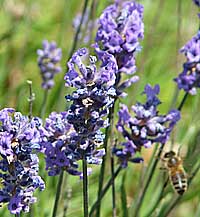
[0, 0, 199, 216]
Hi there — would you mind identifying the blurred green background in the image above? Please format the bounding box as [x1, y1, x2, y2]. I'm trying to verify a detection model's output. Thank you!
[0, 0, 200, 216]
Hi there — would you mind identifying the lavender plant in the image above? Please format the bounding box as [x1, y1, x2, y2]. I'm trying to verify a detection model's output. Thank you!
[37, 40, 62, 90]
[175, 31, 200, 95]
[95, 0, 144, 94]
[114, 84, 180, 168]
[64, 47, 117, 166]
[1, 0, 200, 217]
[0, 109, 45, 215]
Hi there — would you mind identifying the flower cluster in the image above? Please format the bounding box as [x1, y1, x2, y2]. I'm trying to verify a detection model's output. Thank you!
[0, 108, 45, 215]
[43, 112, 82, 176]
[37, 40, 62, 89]
[175, 31, 200, 95]
[95, 0, 144, 75]
[113, 84, 180, 168]
[193, 0, 200, 7]
[64, 48, 117, 167]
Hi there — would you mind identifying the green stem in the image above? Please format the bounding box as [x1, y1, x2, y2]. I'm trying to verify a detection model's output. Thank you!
[48, 0, 90, 111]
[132, 144, 164, 217]
[111, 156, 116, 217]
[89, 166, 122, 217]
[82, 155, 89, 217]
[27, 80, 35, 119]
[120, 172, 128, 217]
[177, 92, 188, 111]
[39, 89, 48, 118]
[52, 170, 64, 217]
[144, 177, 168, 217]
[96, 104, 115, 217]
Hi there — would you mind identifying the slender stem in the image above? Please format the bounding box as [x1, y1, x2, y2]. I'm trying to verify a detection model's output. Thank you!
[132, 144, 164, 217]
[177, 92, 188, 111]
[88, 0, 99, 46]
[69, 0, 89, 58]
[27, 80, 35, 119]
[96, 104, 115, 217]
[49, 0, 90, 111]
[39, 89, 48, 118]
[15, 214, 20, 217]
[89, 166, 122, 217]
[144, 177, 169, 217]
[96, 127, 109, 217]
[111, 156, 116, 217]
[82, 154, 89, 217]
[109, 105, 116, 217]
[120, 172, 128, 217]
[52, 170, 64, 217]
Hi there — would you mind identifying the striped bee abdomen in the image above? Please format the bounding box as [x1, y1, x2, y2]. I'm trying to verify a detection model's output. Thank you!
[170, 171, 187, 195]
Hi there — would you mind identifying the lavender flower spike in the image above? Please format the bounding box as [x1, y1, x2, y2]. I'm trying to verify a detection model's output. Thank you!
[113, 84, 180, 168]
[95, 0, 144, 75]
[43, 112, 82, 177]
[0, 108, 45, 215]
[175, 31, 200, 95]
[37, 40, 62, 89]
[64, 48, 117, 174]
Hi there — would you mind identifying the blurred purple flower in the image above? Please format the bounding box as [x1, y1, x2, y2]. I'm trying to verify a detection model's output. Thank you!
[0, 108, 45, 214]
[37, 40, 62, 89]
[113, 84, 180, 168]
[193, 0, 200, 7]
[175, 31, 200, 95]
[73, 8, 98, 44]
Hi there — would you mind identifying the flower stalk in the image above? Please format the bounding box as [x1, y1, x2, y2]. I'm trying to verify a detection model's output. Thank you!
[89, 166, 122, 217]
[82, 154, 89, 217]
[27, 80, 35, 119]
[52, 170, 64, 217]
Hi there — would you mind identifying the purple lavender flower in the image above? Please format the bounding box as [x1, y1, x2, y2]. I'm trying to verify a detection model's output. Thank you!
[64, 48, 117, 170]
[95, 0, 144, 96]
[113, 84, 180, 168]
[37, 40, 62, 89]
[43, 112, 82, 176]
[0, 108, 45, 214]
[73, 8, 98, 44]
[96, 0, 144, 72]
[175, 31, 200, 95]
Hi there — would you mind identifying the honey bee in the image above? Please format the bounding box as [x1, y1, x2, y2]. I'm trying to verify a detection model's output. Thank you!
[162, 151, 187, 195]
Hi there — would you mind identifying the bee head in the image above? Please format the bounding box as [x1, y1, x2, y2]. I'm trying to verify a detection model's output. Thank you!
[163, 151, 176, 159]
